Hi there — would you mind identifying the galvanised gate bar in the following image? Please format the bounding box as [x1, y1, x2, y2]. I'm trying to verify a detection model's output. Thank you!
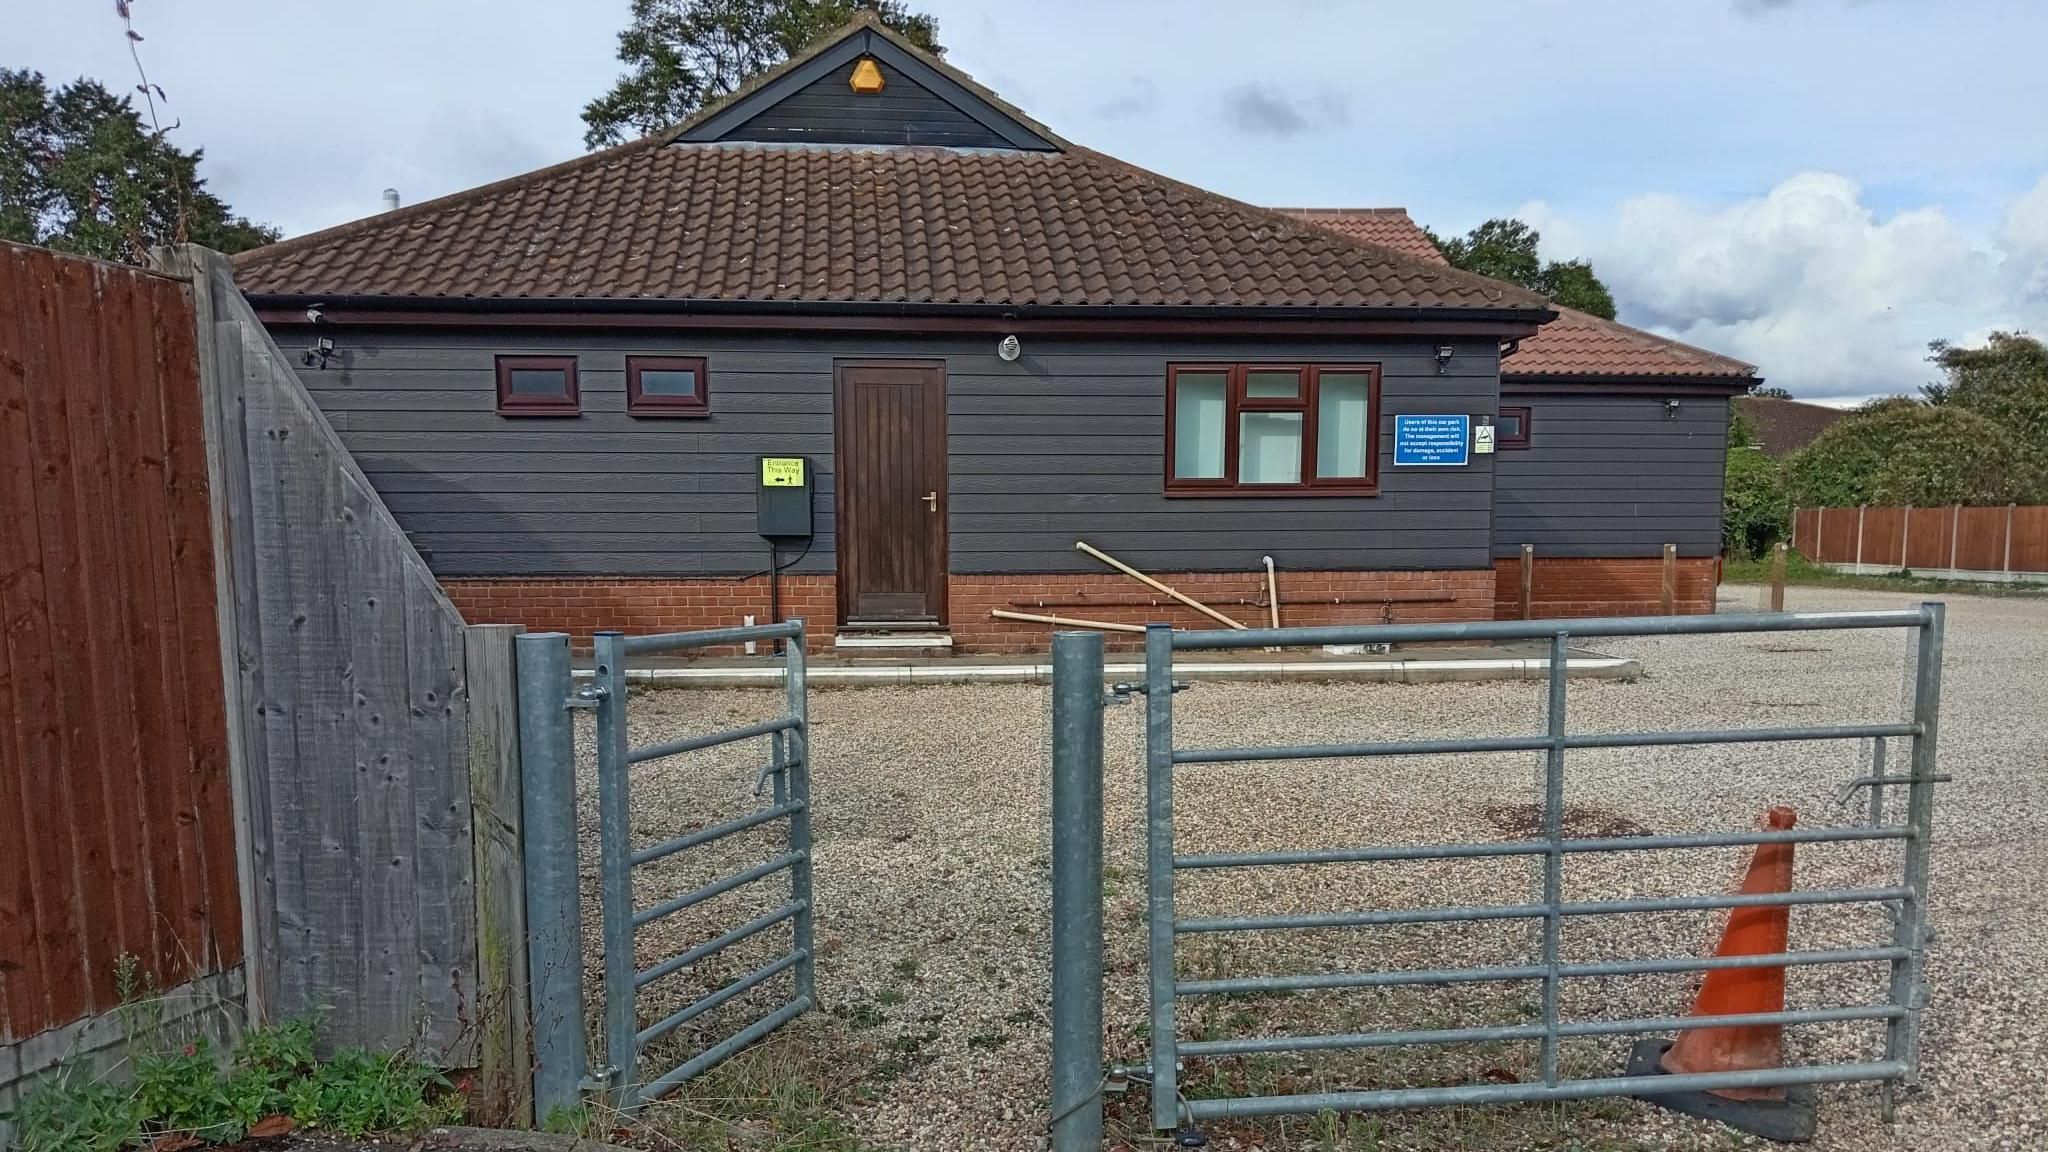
[591, 621, 817, 1112]
[1057, 605, 1944, 1136]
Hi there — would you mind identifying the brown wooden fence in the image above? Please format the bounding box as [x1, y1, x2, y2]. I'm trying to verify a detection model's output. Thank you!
[0, 242, 242, 1044]
[1792, 504, 2048, 578]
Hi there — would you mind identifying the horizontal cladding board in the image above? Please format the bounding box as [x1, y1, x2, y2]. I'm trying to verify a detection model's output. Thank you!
[340, 431, 837, 453]
[311, 334, 1502, 364]
[1492, 474, 1722, 491]
[309, 389, 832, 415]
[1489, 528, 1722, 545]
[382, 490, 832, 514]
[333, 410, 835, 434]
[950, 529, 1483, 552]
[353, 451, 842, 474]
[393, 510, 838, 533]
[1505, 434, 1728, 450]
[428, 553, 832, 577]
[363, 469, 836, 494]
[409, 530, 836, 554]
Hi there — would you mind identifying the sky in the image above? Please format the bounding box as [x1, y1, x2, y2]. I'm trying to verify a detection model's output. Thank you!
[13, 0, 2048, 403]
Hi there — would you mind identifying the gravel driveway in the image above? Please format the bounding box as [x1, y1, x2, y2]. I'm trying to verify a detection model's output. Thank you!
[580, 585, 2047, 1151]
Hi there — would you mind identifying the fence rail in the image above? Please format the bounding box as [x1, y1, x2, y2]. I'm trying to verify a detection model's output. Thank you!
[1793, 504, 2048, 581]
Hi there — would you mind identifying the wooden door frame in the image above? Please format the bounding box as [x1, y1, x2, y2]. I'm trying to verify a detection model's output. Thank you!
[831, 359, 949, 626]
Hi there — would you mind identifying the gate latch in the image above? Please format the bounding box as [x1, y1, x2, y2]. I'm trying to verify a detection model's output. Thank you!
[1107, 681, 1189, 705]
[564, 684, 607, 711]
[1831, 773, 1952, 806]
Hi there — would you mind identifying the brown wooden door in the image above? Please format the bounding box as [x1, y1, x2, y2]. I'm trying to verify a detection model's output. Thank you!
[835, 361, 947, 624]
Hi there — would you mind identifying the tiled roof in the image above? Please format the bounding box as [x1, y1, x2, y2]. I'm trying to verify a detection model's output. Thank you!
[1733, 396, 1846, 456]
[1506, 307, 1755, 380]
[1270, 208, 1449, 265]
[1282, 208, 1756, 383]
[233, 142, 1547, 313]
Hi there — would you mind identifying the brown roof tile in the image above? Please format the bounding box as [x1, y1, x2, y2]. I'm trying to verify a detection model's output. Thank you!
[1506, 306, 1756, 380]
[233, 144, 1549, 313]
[1281, 208, 1755, 382]
[1270, 208, 1449, 265]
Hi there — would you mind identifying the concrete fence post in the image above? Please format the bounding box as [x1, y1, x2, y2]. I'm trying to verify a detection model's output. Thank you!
[2005, 504, 2017, 575]
[1049, 631, 1105, 1152]
[1855, 505, 1867, 573]
[1950, 505, 1962, 573]
[515, 632, 588, 1124]
[1900, 507, 1912, 572]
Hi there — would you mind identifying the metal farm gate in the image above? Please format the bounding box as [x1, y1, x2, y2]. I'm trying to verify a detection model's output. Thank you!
[516, 621, 816, 1118]
[1047, 605, 1946, 1147]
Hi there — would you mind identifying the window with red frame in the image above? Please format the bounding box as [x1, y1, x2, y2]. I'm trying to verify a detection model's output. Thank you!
[495, 355, 579, 415]
[1166, 364, 1380, 495]
[1497, 405, 1532, 448]
[627, 356, 710, 416]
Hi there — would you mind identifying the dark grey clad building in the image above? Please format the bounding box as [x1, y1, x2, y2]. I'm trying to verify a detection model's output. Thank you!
[234, 15, 1753, 652]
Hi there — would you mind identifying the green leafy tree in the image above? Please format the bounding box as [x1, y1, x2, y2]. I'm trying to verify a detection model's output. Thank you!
[1425, 217, 1619, 319]
[581, 0, 943, 149]
[1784, 398, 2035, 508]
[1, 69, 277, 263]
[1723, 407, 1787, 560]
[1747, 384, 1794, 399]
[1925, 331, 2048, 490]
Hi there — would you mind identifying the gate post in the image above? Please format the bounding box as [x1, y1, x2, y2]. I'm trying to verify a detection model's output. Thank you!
[1888, 602, 1944, 1095]
[784, 622, 817, 1008]
[1050, 631, 1105, 1152]
[515, 632, 587, 1124]
[1143, 623, 1180, 1132]
[592, 631, 636, 1106]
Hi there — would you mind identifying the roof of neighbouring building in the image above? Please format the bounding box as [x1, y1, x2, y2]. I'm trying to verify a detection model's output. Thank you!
[1280, 208, 1757, 384]
[1733, 396, 1849, 456]
[1270, 208, 1450, 265]
[232, 20, 1549, 319]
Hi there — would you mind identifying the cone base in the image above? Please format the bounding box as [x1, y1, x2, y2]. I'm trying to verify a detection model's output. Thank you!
[1625, 1038, 1817, 1143]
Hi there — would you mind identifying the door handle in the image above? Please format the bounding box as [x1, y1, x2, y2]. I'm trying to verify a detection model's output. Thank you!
[924, 491, 939, 512]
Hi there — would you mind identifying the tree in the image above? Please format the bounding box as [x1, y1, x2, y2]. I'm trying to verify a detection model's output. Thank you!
[582, 0, 943, 149]
[1924, 331, 2048, 490]
[1, 69, 277, 263]
[1747, 385, 1794, 399]
[1425, 218, 1619, 320]
[1783, 398, 2037, 509]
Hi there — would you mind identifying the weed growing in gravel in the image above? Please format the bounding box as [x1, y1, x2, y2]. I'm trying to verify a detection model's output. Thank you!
[646, 1027, 884, 1150]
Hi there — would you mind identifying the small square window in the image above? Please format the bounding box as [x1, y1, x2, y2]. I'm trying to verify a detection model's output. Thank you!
[627, 356, 710, 416]
[495, 356, 579, 415]
[1498, 406, 1531, 448]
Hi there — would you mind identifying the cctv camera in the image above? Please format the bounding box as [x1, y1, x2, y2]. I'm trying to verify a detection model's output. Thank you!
[305, 304, 325, 324]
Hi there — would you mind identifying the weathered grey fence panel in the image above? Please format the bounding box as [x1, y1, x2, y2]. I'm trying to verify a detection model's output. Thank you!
[164, 246, 478, 1060]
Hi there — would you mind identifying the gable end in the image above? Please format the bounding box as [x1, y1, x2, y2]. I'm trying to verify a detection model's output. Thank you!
[680, 29, 1058, 151]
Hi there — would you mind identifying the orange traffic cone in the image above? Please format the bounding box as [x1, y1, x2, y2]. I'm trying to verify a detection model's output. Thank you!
[1626, 805, 1817, 1143]
[1660, 804, 1799, 1098]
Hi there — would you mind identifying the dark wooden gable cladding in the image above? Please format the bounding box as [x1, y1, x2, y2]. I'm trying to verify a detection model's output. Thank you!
[682, 28, 1057, 151]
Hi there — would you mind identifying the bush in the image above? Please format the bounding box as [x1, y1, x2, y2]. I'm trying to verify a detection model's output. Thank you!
[1723, 444, 1787, 561]
[1784, 397, 2033, 508]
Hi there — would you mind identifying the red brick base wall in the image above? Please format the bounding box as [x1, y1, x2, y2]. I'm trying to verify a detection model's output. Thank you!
[438, 569, 1499, 654]
[1492, 556, 1720, 620]
[953, 569, 1496, 653]
[442, 575, 837, 648]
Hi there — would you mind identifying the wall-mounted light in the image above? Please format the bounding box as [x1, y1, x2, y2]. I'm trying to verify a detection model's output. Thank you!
[997, 334, 1022, 362]
[303, 335, 336, 370]
[1435, 345, 1455, 375]
[1664, 398, 1682, 419]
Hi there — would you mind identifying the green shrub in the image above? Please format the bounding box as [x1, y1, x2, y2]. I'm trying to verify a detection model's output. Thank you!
[1723, 444, 1787, 561]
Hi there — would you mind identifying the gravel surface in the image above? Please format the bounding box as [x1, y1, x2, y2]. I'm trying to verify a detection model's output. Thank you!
[577, 584, 2047, 1151]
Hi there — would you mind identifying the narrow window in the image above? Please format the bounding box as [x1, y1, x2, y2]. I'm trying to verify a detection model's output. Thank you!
[1166, 363, 1379, 495]
[1497, 405, 1532, 448]
[495, 355, 579, 415]
[627, 356, 710, 416]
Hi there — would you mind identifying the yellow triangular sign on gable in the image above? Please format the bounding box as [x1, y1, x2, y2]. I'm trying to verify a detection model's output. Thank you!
[849, 58, 885, 94]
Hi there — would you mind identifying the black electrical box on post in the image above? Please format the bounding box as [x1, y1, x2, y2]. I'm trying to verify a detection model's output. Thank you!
[756, 455, 814, 538]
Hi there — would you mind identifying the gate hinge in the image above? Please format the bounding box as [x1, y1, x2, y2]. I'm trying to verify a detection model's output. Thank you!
[579, 1065, 619, 1094]
[564, 684, 608, 711]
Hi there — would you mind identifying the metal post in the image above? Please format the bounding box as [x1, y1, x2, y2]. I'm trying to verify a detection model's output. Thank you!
[515, 632, 587, 1124]
[1050, 631, 1105, 1152]
[1144, 623, 1180, 1131]
[1540, 631, 1568, 1085]
[784, 621, 817, 1007]
[592, 630, 636, 1107]
[1887, 603, 1943, 1087]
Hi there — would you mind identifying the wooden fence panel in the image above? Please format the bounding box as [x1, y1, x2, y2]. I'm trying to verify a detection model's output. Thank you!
[1860, 507, 1905, 569]
[163, 248, 478, 1060]
[1955, 506, 2010, 572]
[2013, 507, 2048, 574]
[0, 242, 240, 1043]
[1819, 507, 1859, 564]
[1903, 507, 1954, 571]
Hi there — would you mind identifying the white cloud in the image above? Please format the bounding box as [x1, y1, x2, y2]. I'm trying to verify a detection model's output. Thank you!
[1519, 174, 2048, 401]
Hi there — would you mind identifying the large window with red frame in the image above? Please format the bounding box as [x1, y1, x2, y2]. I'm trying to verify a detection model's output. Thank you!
[1166, 364, 1380, 495]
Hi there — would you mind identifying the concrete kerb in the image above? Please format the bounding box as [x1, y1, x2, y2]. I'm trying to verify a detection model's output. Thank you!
[571, 650, 1641, 688]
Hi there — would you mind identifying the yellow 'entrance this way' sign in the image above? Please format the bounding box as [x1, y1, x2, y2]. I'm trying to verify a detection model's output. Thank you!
[761, 457, 806, 487]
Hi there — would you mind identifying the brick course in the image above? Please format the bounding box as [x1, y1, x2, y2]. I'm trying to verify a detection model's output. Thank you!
[438, 569, 1501, 653]
[1492, 556, 1719, 620]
